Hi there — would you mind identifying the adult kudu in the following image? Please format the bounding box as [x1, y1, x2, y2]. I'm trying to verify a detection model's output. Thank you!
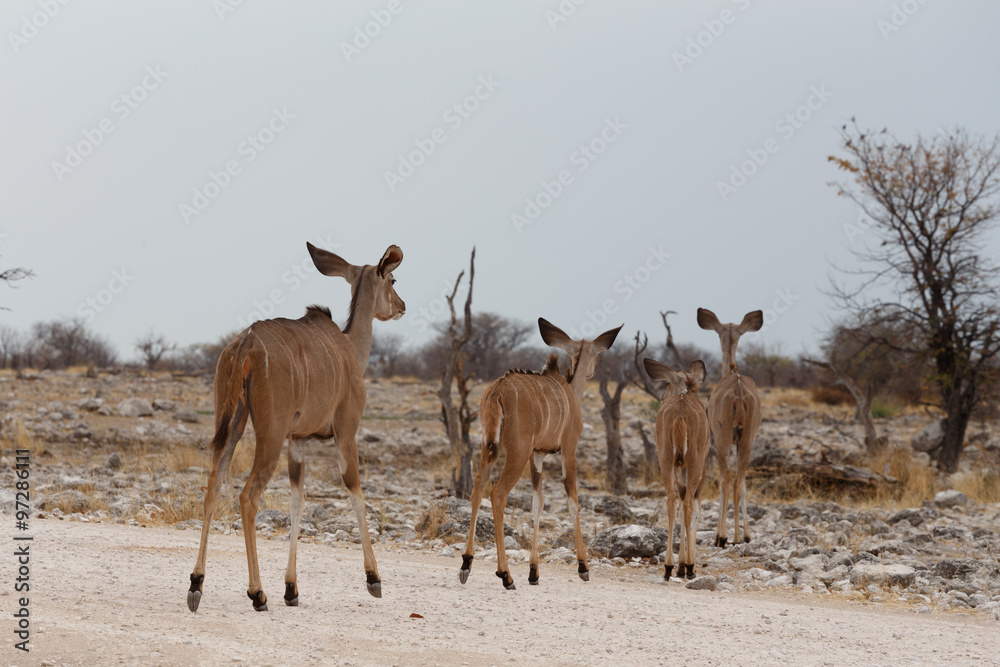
[187, 243, 405, 612]
[459, 318, 621, 590]
[697, 307, 762, 547]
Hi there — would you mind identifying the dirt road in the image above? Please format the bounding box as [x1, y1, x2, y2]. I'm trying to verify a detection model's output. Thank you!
[5, 520, 997, 666]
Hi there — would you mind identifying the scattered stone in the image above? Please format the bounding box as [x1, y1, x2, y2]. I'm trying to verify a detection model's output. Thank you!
[77, 397, 105, 411]
[911, 420, 945, 452]
[173, 408, 199, 423]
[849, 563, 916, 589]
[106, 453, 123, 470]
[933, 490, 968, 509]
[591, 524, 670, 559]
[97, 405, 112, 416]
[152, 398, 176, 411]
[117, 398, 154, 418]
[597, 495, 634, 524]
[685, 575, 717, 591]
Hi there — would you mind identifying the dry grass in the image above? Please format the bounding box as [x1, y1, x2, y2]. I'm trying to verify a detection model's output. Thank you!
[416, 499, 448, 540]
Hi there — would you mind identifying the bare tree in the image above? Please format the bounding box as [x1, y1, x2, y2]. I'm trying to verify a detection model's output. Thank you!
[828, 123, 1000, 472]
[439, 248, 477, 499]
[27, 318, 118, 369]
[803, 357, 882, 453]
[135, 330, 176, 371]
[596, 348, 630, 495]
[0, 326, 23, 369]
[369, 332, 405, 378]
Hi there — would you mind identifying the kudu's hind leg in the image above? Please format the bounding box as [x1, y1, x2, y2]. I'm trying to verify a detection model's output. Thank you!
[284, 439, 305, 606]
[460, 442, 497, 584]
[240, 440, 282, 612]
[188, 406, 245, 612]
[528, 453, 545, 585]
[734, 429, 755, 544]
[490, 449, 528, 590]
[337, 435, 381, 598]
[714, 433, 733, 549]
[240, 441, 283, 612]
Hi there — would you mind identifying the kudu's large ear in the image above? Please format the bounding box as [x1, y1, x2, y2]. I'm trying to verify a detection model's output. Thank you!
[593, 324, 623, 352]
[307, 243, 361, 282]
[538, 318, 575, 355]
[377, 245, 403, 278]
[643, 357, 677, 382]
[738, 310, 764, 334]
[697, 308, 723, 332]
[688, 359, 707, 385]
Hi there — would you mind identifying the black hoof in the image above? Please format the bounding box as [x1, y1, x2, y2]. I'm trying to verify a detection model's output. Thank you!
[685, 564, 696, 580]
[366, 571, 382, 599]
[743, 536, 751, 544]
[187, 573, 204, 612]
[715, 536, 728, 548]
[248, 590, 268, 612]
[496, 570, 516, 590]
[284, 582, 298, 606]
[578, 560, 590, 582]
[664, 565, 674, 580]
[459, 554, 473, 584]
[528, 564, 539, 585]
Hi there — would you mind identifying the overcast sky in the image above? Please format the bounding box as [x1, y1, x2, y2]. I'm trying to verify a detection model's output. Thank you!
[2, 1, 999, 362]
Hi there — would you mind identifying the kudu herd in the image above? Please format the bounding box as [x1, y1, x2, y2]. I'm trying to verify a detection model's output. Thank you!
[186, 241, 764, 611]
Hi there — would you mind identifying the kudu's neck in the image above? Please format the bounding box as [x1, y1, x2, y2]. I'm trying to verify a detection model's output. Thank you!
[720, 343, 737, 377]
[568, 362, 588, 402]
[343, 280, 375, 373]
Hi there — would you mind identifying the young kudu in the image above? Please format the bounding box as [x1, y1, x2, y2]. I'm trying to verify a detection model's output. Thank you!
[187, 243, 405, 612]
[642, 359, 710, 580]
[697, 308, 763, 547]
[459, 318, 621, 590]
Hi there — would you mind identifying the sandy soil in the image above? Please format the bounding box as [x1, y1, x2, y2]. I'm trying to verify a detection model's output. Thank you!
[5, 520, 998, 667]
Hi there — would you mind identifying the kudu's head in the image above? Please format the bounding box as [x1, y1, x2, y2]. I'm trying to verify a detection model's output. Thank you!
[307, 243, 406, 323]
[696, 307, 762, 372]
[538, 318, 622, 382]
[643, 358, 707, 400]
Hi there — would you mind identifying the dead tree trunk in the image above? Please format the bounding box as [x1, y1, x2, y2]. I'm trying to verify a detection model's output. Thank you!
[440, 248, 477, 499]
[632, 420, 659, 485]
[598, 360, 628, 495]
[804, 358, 884, 454]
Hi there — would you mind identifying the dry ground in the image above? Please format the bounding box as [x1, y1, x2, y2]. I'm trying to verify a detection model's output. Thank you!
[6, 519, 1000, 667]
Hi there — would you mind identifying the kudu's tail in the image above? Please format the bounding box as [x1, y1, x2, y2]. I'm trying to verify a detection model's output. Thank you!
[479, 385, 504, 462]
[671, 417, 688, 468]
[210, 350, 251, 453]
[731, 376, 749, 443]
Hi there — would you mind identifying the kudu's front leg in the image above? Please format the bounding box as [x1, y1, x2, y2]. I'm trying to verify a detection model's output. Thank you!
[338, 436, 381, 598]
[561, 452, 589, 582]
